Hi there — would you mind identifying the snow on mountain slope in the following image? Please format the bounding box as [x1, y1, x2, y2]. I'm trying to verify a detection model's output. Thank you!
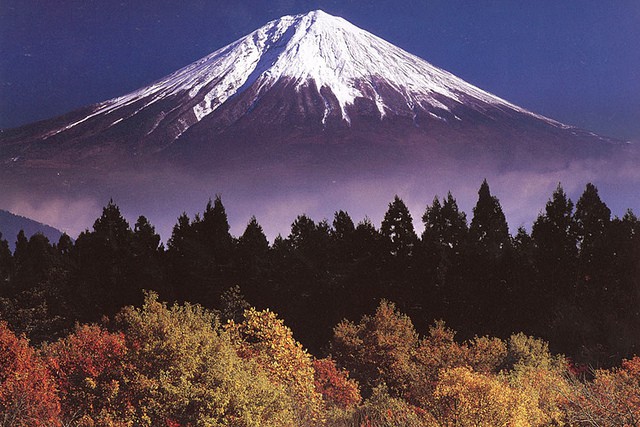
[0, 9, 633, 245]
[42, 10, 564, 141]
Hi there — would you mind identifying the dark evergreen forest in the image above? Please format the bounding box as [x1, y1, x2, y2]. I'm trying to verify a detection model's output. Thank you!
[1, 180, 638, 367]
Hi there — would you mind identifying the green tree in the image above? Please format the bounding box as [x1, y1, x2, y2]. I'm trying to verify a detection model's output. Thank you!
[279, 215, 335, 353]
[218, 284, 250, 323]
[422, 193, 468, 252]
[574, 183, 611, 252]
[12, 233, 56, 292]
[236, 216, 270, 303]
[381, 195, 418, 258]
[330, 300, 419, 398]
[531, 184, 578, 322]
[130, 216, 167, 299]
[0, 233, 72, 345]
[73, 200, 136, 319]
[226, 307, 322, 424]
[237, 216, 269, 261]
[332, 210, 356, 243]
[0, 232, 13, 285]
[116, 293, 295, 427]
[166, 212, 198, 302]
[467, 180, 511, 334]
[574, 183, 612, 299]
[166, 197, 238, 307]
[199, 195, 234, 266]
[509, 227, 539, 332]
[421, 193, 468, 321]
[469, 179, 510, 257]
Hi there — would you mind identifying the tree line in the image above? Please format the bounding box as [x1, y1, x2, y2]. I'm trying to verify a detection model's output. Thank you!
[2, 294, 638, 426]
[0, 180, 638, 366]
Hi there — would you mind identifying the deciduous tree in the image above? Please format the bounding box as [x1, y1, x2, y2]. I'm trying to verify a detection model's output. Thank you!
[116, 293, 295, 427]
[0, 321, 60, 427]
[227, 307, 323, 424]
[44, 324, 132, 426]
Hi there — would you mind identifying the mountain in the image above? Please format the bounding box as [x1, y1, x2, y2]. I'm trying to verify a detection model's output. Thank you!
[0, 210, 65, 251]
[0, 10, 636, 238]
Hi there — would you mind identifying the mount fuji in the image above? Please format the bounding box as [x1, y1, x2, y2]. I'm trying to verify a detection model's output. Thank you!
[0, 10, 635, 238]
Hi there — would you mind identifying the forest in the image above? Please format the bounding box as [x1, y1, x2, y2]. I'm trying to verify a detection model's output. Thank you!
[1, 180, 639, 425]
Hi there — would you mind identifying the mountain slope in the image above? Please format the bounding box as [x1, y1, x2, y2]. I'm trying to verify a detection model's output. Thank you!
[0, 10, 617, 164]
[0, 10, 634, 239]
[0, 210, 65, 250]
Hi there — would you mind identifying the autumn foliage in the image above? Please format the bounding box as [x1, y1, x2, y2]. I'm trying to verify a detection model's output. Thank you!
[227, 307, 323, 424]
[565, 356, 640, 426]
[0, 296, 638, 426]
[313, 358, 361, 409]
[0, 321, 60, 427]
[43, 324, 132, 426]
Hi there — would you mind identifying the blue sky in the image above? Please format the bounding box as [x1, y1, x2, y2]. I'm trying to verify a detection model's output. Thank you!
[1, 1, 639, 140]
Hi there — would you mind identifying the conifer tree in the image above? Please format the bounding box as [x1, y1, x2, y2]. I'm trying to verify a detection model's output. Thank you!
[421, 193, 468, 321]
[131, 216, 166, 298]
[330, 210, 357, 274]
[469, 180, 510, 257]
[17, 234, 56, 295]
[333, 210, 356, 242]
[13, 230, 28, 272]
[55, 233, 74, 257]
[237, 216, 269, 262]
[574, 183, 611, 253]
[467, 180, 511, 334]
[531, 184, 578, 304]
[92, 199, 134, 248]
[381, 195, 417, 258]
[423, 192, 468, 255]
[236, 216, 270, 303]
[572, 183, 614, 355]
[166, 213, 198, 302]
[167, 197, 237, 307]
[200, 195, 234, 264]
[73, 200, 135, 319]
[574, 183, 612, 291]
[0, 233, 12, 285]
[353, 217, 381, 256]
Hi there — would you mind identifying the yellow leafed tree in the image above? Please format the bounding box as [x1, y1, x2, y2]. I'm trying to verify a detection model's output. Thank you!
[227, 307, 323, 426]
[434, 366, 530, 427]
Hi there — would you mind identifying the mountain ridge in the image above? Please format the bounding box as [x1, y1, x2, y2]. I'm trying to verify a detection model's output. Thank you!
[0, 209, 66, 251]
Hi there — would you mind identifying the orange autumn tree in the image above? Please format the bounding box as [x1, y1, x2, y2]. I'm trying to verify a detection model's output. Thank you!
[0, 321, 60, 427]
[227, 307, 323, 425]
[565, 355, 640, 426]
[43, 324, 132, 427]
[313, 357, 361, 410]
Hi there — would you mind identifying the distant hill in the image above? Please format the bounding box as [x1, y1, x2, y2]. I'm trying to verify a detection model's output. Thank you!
[0, 209, 65, 250]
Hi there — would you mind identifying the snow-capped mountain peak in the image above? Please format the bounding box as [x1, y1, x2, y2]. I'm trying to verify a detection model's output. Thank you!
[1, 10, 625, 246]
[44, 10, 562, 140]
